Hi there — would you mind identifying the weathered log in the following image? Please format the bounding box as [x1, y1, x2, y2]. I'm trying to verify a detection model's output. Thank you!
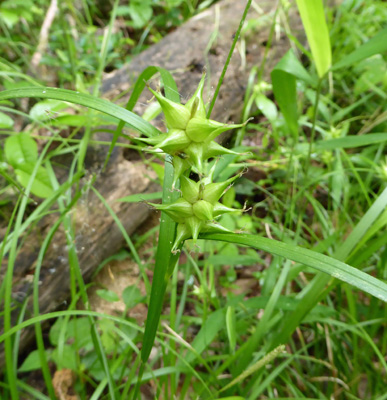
[0, 0, 302, 368]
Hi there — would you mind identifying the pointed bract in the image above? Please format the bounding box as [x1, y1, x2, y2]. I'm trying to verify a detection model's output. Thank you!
[213, 202, 240, 217]
[135, 133, 168, 146]
[172, 223, 191, 252]
[185, 142, 205, 173]
[185, 117, 225, 143]
[185, 73, 206, 119]
[201, 221, 233, 234]
[186, 216, 203, 242]
[156, 129, 191, 154]
[202, 173, 241, 204]
[205, 141, 241, 159]
[172, 155, 191, 188]
[148, 87, 191, 130]
[149, 198, 193, 223]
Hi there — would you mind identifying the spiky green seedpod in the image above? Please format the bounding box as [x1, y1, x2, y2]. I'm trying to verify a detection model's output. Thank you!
[171, 218, 233, 252]
[146, 75, 246, 180]
[144, 74, 247, 252]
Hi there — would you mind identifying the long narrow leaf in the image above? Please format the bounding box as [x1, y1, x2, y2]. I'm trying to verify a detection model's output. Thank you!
[269, 186, 387, 348]
[295, 0, 332, 77]
[201, 233, 387, 302]
[332, 28, 387, 70]
[0, 87, 161, 137]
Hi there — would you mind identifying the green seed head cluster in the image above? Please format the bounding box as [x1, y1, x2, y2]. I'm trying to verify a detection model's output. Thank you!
[145, 75, 245, 252]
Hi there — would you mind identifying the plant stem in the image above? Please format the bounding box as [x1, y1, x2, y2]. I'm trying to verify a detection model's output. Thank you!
[206, 0, 253, 119]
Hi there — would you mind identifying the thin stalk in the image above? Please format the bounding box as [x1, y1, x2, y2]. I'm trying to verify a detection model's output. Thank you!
[77, 0, 120, 173]
[304, 78, 323, 176]
[32, 192, 83, 399]
[206, 0, 253, 118]
[3, 136, 54, 399]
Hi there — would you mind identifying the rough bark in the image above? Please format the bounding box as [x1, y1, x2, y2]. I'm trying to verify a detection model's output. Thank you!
[0, 0, 302, 367]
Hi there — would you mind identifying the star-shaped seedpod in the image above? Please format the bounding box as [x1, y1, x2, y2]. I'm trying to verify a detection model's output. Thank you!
[144, 74, 247, 175]
[149, 172, 244, 251]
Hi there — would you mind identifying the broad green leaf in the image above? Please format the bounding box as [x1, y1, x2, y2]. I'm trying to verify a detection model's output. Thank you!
[255, 94, 277, 121]
[15, 163, 54, 198]
[273, 49, 316, 85]
[0, 111, 13, 128]
[201, 233, 387, 302]
[5, 133, 37, 167]
[332, 28, 387, 71]
[0, 87, 161, 138]
[0, 8, 18, 27]
[271, 49, 314, 138]
[51, 114, 115, 127]
[181, 308, 225, 365]
[49, 317, 92, 348]
[122, 285, 143, 308]
[19, 349, 51, 372]
[96, 289, 120, 303]
[52, 345, 77, 371]
[29, 99, 69, 121]
[295, 0, 332, 77]
[128, 2, 153, 28]
[271, 68, 297, 137]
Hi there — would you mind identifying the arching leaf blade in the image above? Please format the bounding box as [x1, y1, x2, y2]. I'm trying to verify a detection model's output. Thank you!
[200, 233, 387, 302]
[0, 87, 161, 137]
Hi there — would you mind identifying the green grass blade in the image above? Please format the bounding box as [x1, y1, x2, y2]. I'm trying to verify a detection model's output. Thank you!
[295, 0, 332, 77]
[314, 132, 387, 151]
[117, 191, 163, 203]
[140, 157, 180, 364]
[271, 49, 314, 138]
[0, 87, 161, 137]
[269, 186, 387, 349]
[207, 0, 252, 118]
[332, 28, 387, 70]
[3, 139, 55, 400]
[77, 0, 120, 172]
[201, 233, 387, 302]
[0, 310, 142, 345]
